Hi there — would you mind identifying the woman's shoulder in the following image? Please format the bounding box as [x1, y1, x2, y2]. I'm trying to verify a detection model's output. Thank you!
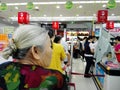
[0, 62, 21, 90]
[0, 63, 67, 90]
[0, 62, 20, 77]
[0, 61, 14, 70]
[0, 62, 63, 76]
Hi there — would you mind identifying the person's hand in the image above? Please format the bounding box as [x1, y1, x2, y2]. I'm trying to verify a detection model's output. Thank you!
[66, 62, 70, 66]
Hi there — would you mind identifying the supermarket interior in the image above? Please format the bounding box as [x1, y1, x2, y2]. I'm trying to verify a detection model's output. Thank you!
[0, 0, 120, 90]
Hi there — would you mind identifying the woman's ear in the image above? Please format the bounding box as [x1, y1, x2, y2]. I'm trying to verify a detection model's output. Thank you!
[31, 46, 41, 60]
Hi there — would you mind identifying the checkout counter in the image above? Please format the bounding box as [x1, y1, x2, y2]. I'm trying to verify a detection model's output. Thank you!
[95, 60, 120, 90]
[93, 27, 120, 90]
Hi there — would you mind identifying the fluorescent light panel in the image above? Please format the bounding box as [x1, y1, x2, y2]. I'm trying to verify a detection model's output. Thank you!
[6, 1, 120, 6]
[10, 16, 120, 21]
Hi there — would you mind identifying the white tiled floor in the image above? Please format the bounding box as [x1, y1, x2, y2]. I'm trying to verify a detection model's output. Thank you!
[70, 58, 97, 90]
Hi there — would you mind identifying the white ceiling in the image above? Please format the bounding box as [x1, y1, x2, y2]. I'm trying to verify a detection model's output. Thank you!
[0, 0, 120, 23]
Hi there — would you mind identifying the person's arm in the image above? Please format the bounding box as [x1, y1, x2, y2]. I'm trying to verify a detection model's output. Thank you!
[60, 45, 66, 61]
[63, 42, 70, 66]
[114, 44, 120, 54]
[89, 43, 94, 54]
[66, 52, 71, 66]
[115, 49, 120, 53]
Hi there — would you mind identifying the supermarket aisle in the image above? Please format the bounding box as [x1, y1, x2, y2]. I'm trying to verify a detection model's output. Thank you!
[70, 58, 97, 90]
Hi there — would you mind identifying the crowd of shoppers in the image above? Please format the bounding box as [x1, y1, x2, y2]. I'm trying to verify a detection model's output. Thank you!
[1, 24, 120, 90]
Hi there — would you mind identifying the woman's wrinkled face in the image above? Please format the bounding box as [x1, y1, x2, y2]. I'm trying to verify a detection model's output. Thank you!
[40, 36, 52, 67]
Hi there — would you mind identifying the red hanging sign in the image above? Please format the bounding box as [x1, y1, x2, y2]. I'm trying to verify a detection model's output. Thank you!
[18, 12, 30, 24]
[24, 12, 30, 24]
[106, 21, 114, 29]
[52, 21, 59, 30]
[97, 10, 108, 23]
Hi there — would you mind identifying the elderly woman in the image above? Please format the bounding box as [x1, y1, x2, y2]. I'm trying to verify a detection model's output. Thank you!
[0, 25, 68, 90]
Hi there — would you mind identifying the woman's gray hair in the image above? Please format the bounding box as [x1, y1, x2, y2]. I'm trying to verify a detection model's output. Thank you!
[2, 25, 48, 59]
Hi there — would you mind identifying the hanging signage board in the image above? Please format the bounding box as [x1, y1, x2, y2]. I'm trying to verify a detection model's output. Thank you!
[52, 21, 59, 30]
[18, 12, 30, 24]
[97, 10, 108, 23]
[103, 23, 120, 37]
[106, 21, 114, 29]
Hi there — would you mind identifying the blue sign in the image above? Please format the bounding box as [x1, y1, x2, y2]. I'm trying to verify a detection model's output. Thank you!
[95, 28, 100, 36]
[8, 34, 12, 39]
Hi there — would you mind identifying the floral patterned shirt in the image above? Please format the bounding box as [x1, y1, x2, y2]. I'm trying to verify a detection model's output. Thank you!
[0, 62, 68, 90]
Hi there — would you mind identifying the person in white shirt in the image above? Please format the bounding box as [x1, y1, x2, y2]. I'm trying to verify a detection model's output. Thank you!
[92, 36, 99, 53]
[61, 37, 70, 66]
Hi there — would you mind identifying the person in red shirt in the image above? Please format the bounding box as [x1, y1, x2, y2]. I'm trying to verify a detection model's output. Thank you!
[114, 36, 120, 63]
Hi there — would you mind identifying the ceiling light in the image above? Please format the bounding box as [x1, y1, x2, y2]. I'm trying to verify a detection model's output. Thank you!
[76, 14, 79, 16]
[6, 1, 120, 6]
[15, 6, 18, 9]
[111, 13, 115, 16]
[60, 14, 62, 17]
[78, 5, 83, 8]
[10, 16, 120, 21]
[56, 5, 60, 8]
[93, 14, 96, 16]
[35, 6, 39, 9]
[7, 3, 26, 6]
[44, 14, 46, 17]
[102, 4, 106, 8]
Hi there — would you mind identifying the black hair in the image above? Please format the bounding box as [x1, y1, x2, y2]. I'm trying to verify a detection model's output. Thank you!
[47, 27, 55, 38]
[115, 36, 120, 41]
[46, 27, 54, 49]
[54, 35, 62, 43]
[88, 36, 93, 40]
[93, 36, 99, 40]
[12, 47, 31, 59]
[96, 36, 99, 40]
[12, 45, 43, 59]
